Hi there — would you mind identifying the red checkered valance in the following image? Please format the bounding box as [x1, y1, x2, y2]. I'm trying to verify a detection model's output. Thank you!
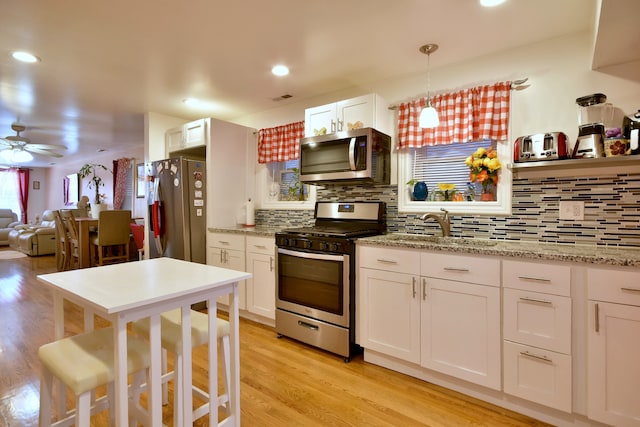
[397, 81, 511, 149]
[258, 120, 305, 164]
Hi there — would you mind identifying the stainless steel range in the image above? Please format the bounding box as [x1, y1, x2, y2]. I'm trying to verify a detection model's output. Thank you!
[275, 201, 386, 361]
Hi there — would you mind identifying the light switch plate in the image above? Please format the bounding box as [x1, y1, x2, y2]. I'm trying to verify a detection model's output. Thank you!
[559, 201, 584, 220]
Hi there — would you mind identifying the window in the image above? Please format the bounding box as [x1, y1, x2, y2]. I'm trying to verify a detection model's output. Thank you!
[257, 159, 316, 209]
[0, 170, 21, 217]
[398, 140, 512, 215]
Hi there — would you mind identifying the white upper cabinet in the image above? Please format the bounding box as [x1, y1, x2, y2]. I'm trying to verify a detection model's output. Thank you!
[166, 118, 208, 154]
[304, 94, 390, 137]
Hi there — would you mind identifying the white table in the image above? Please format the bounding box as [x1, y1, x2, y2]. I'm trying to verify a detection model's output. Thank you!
[37, 257, 251, 427]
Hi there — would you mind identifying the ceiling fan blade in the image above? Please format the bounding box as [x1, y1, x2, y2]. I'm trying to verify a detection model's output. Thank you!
[24, 147, 64, 158]
[5, 135, 30, 143]
[0, 138, 12, 148]
[25, 143, 67, 150]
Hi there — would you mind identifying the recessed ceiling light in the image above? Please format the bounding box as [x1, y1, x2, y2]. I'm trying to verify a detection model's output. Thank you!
[480, 0, 507, 6]
[271, 65, 289, 76]
[12, 51, 40, 63]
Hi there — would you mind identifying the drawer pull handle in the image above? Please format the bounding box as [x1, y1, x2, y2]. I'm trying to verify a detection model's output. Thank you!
[443, 267, 469, 273]
[218, 240, 230, 245]
[520, 351, 552, 363]
[298, 320, 319, 331]
[377, 258, 398, 264]
[254, 245, 268, 250]
[518, 275, 551, 283]
[412, 277, 416, 299]
[422, 278, 427, 301]
[595, 303, 600, 333]
[519, 296, 552, 305]
[621, 287, 640, 293]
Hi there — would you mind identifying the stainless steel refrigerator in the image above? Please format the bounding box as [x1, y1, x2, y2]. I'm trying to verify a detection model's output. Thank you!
[147, 157, 206, 263]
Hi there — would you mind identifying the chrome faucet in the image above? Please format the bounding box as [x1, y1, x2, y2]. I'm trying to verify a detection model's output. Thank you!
[420, 208, 451, 237]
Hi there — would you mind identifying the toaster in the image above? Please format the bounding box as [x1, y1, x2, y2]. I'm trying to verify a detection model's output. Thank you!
[514, 132, 568, 162]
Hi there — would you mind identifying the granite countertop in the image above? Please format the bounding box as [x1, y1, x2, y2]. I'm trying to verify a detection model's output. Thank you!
[357, 233, 640, 268]
[208, 226, 281, 237]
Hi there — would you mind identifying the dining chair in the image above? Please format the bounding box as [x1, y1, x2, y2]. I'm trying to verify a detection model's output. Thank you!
[131, 309, 232, 425]
[129, 223, 145, 261]
[38, 327, 151, 427]
[52, 210, 70, 271]
[91, 210, 132, 266]
[59, 209, 81, 269]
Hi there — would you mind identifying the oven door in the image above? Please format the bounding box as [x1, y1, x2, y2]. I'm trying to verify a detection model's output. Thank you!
[276, 248, 350, 327]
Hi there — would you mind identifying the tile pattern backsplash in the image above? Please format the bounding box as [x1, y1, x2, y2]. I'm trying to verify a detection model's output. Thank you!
[256, 172, 640, 248]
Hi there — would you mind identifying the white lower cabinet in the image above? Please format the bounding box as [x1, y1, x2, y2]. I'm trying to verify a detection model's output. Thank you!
[245, 236, 276, 320]
[208, 232, 246, 309]
[502, 259, 573, 413]
[358, 247, 501, 390]
[588, 267, 640, 427]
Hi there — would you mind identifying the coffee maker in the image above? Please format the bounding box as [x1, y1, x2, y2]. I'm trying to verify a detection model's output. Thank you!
[623, 109, 640, 155]
[572, 93, 612, 158]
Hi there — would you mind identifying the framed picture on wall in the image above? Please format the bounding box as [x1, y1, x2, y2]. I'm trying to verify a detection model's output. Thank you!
[136, 164, 145, 198]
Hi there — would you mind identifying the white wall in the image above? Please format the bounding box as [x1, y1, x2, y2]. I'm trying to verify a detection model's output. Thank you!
[234, 32, 640, 147]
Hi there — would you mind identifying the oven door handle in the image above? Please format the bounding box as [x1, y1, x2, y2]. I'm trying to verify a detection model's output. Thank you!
[278, 248, 346, 262]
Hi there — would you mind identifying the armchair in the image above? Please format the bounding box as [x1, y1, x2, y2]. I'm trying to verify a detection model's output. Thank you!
[0, 209, 23, 246]
[8, 210, 57, 256]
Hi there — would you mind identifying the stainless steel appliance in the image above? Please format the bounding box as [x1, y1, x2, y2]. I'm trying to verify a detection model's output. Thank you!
[514, 132, 568, 162]
[275, 201, 386, 361]
[572, 93, 612, 158]
[147, 157, 206, 263]
[299, 128, 391, 185]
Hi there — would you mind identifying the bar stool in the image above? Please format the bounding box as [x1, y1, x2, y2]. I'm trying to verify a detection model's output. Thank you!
[132, 309, 231, 425]
[38, 327, 151, 427]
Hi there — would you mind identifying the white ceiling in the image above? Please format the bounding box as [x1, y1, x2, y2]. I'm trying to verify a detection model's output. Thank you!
[0, 0, 614, 167]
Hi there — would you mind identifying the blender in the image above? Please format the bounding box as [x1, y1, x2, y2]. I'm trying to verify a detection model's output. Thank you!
[572, 93, 612, 158]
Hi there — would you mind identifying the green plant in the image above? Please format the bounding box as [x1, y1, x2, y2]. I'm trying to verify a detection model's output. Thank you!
[286, 168, 306, 201]
[78, 163, 109, 204]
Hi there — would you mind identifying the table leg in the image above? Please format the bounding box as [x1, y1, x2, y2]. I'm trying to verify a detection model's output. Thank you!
[148, 313, 163, 426]
[229, 282, 240, 425]
[53, 294, 66, 418]
[180, 304, 193, 426]
[208, 295, 219, 424]
[113, 320, 129, 427]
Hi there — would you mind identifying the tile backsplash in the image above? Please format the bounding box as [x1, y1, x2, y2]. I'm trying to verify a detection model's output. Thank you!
[256, 172, 640, 248]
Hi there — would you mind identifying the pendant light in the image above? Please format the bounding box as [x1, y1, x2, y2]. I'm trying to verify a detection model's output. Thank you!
[418, 43, 440, 128]
[0, 147, 34, 163]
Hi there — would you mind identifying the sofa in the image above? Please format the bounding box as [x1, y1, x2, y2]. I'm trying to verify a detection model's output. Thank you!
[8, 210, 57, 256]
[0, 209, 23, 246]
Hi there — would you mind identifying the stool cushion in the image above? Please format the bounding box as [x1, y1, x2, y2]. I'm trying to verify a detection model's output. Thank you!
[38, 327, 150, 395]
[132, 309, 229, 353]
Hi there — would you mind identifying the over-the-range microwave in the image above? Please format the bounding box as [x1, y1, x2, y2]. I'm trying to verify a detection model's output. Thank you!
[299, 127, 391, 185]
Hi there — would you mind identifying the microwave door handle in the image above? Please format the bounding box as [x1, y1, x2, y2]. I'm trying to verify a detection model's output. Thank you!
[348, 137, 357, 170]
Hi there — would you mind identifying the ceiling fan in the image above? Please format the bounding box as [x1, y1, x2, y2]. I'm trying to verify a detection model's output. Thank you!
[0, 123, 66, 162]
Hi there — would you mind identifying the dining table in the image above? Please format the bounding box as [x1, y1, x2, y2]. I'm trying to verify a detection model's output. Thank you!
[37, 257, 251, 426]
[74, 216, 98, 268]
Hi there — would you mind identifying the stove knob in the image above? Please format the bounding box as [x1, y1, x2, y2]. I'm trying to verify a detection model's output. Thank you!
[282, 238, 289, 246]
[331, 243, 340, 252]
[320, 242, 329, 250]
[304, 240, 312, 249]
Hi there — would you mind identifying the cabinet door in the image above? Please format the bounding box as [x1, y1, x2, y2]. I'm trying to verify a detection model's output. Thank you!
[246, 252, 276, 320]
[166, 125, 184, 153]
[338, 94, 374, 131]
[421, 277, 501, 390]
[209, 247, 246, 309]
[304, 103, 337, 137]
[359, 268, 420, 363]
[184, 118, 208, 148]
[588, 301, 640, 426]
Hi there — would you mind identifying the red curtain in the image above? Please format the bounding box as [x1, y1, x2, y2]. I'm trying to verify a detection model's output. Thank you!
[397, 81, 511, 149]
[258, 121, 305, 163]
[16, 168, 29, 223]
[112, 158, 131, 209]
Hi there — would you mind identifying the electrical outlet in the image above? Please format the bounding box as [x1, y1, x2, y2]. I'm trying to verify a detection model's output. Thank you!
[559, 201, 584, 221]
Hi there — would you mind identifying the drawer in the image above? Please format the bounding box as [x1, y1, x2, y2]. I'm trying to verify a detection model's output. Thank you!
[503, 340, 572, 413]
[246, 236, 275, 255]
[421, 252, 500, 286]
[503, 288, 571, 354]
[503, 260, 571, 296]
[209, 232, 245, 251]
[358, 246, 420, 275]
[588, 267, 640, 306]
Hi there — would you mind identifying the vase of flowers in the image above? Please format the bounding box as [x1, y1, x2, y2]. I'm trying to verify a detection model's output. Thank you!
[78, 163, 110, 215]
[465, 147, 501, 201]
[435, 183, 457, 201]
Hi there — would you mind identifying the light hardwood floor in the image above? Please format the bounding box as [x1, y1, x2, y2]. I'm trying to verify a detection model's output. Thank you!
[0, 248, 551, 426]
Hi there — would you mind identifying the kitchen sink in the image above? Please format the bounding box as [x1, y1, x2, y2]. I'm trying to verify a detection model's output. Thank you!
[382, 234, 498, 247]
